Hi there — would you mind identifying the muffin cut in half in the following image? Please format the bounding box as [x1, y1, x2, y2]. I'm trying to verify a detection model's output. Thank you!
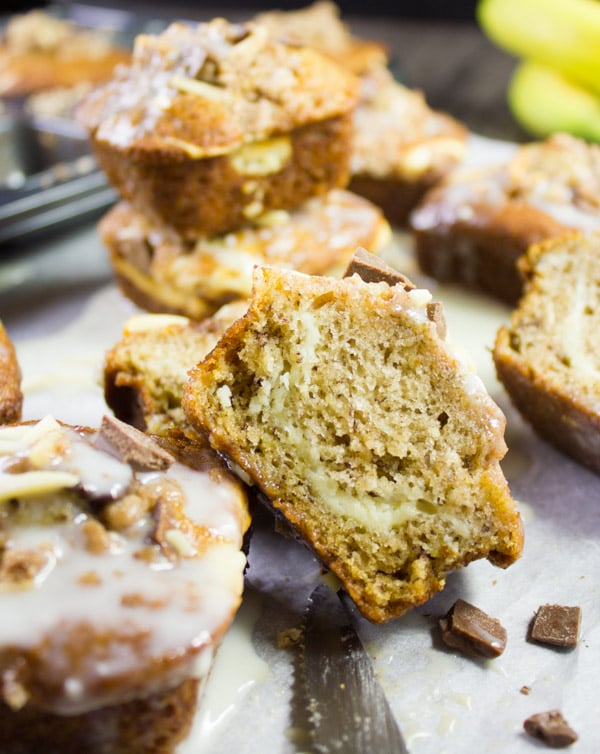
[104, 302, 248, 436]
[494, 230, 600, 475]
[0, 322, 22, 425]
[183, 255, 523, 623]
[78, 18, 360, 239]
[410, 134, 600, 304]
[98, 190, 390, 320]
[0, 415, 249, 753]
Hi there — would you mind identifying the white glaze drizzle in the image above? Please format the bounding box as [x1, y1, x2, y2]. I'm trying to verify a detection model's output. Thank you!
[0, 418, 247, 714]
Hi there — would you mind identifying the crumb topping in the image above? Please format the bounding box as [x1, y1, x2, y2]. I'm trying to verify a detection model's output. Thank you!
[78, 18, 359, 152]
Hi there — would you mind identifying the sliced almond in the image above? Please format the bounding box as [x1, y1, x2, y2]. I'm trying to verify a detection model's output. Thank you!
[0, 470, 79, 502]
[170, 74, 233, 102]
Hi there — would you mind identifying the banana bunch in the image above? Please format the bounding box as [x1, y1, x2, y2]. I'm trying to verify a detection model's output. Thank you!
[477, 0, 600, 141]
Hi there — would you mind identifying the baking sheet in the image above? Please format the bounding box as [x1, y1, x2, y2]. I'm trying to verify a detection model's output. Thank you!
[3, 135, 600, 753]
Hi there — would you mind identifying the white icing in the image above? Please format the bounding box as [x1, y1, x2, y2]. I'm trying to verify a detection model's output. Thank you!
[0, 418, 247, 714]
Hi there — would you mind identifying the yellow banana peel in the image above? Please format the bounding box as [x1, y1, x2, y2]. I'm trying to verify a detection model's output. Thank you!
[478, 0, 600, 96]
[508, 61, 600, 142]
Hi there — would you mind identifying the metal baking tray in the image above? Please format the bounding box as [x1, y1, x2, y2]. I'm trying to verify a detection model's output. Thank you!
[0, 3, 146, 247]
[0, 114, 117, 245]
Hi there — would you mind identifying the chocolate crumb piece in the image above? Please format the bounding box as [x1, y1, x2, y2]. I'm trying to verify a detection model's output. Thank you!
[520, 685, 532, 696]
[439, 599, 507, 658]
[426, 301, 447, 339]
[97, 414, 174, 470]
[524, 710, 578, 748]
[530, 604, 581, 648]
[343, 247, 416, 290]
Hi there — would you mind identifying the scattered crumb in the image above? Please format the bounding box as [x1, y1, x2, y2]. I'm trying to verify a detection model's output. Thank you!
[277, 627, 302, 649]
[77, 571, 102, 586]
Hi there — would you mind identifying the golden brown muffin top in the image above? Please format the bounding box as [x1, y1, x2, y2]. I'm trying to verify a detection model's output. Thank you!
[78, 18, 360, 156]
[411, 134, 600, 234]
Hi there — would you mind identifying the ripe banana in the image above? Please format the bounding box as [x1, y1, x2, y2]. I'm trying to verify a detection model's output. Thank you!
[509, 61, 600, 142]
[477, 0, 600, 96]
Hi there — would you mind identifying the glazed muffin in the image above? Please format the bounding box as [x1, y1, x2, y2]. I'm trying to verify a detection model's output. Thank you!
[104, 303, 248, 436]
[411, 133, 600, 304]
[182, 258, 523, 623]
[0, 322, 22, 425]
[98, 189, 390, 320]
[349, 65, 468, 226]
[0, 415, 249, 753]
[253, 1, 388, 75]
[78, 19, 360, 239]
[0, 10, 129, 98]
[494, 231, 600, 475]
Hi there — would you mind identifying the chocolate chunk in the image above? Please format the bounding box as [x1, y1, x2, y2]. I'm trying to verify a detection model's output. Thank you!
[96, 415, 174, 471]
[524, 710, 578, 748]
[530, 604, 581, 648]
[439, 599, 507, 658]
[343, 247, 416, 290]
[426, 301, 447, 339]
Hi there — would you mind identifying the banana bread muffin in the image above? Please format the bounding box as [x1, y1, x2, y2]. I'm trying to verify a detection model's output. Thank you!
[349, 65, 468, 226]
[104, 303, 248, 436]
[78, 18, 360, 239]
[98, 189, 390, 320]
[0, 322, 22, 425]
[253, 1, 388, 74]
[182, 259, 523, 623]
[494, 231, 600, 475]
[411, 133, 600, 304]
[0, 10, 129, 98]
[0, 415, 249, 753]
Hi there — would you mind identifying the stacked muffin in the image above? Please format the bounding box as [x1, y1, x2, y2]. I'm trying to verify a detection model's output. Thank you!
[254, 2, 469, 227]
[79, 18, 390, 320]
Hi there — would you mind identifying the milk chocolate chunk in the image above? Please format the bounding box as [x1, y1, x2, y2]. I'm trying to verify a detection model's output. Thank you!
[97, 415, 174, 470]
[530, 604, 581, 648]
[426, 301, 447, 339]
[343, 247, 416, 290]
[523, 710, 578, 748]
[439, 599, 507, 658]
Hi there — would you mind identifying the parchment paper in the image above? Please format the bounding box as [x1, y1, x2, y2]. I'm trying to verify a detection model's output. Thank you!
[3, 135, 599, 753]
